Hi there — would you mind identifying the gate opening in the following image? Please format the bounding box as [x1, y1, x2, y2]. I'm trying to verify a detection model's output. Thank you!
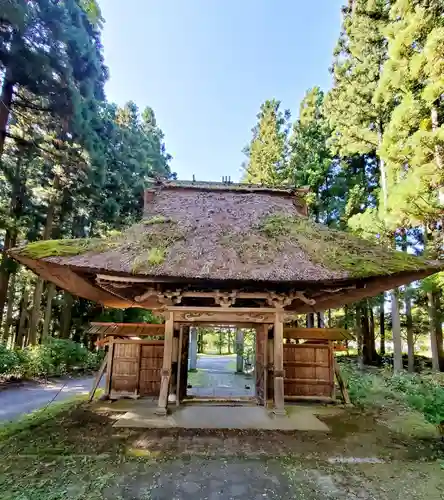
[185, 327, 256, 399]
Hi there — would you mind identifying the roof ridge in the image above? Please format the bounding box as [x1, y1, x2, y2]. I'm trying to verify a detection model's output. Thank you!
[146, 178, 310, 194]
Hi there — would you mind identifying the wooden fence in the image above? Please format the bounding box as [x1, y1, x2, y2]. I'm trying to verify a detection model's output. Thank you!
[283, 342, 334, 400]
[108, 339, 164, 398]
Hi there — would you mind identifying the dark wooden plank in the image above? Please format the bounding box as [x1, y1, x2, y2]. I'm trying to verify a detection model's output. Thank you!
[283, 361, 329, 367]
[283, 327, 354, 341]
[284, 378, 332, 385]
[104, 341, 115, 398]
[88, 356, 107, 402]
[334, 358, 351, 405]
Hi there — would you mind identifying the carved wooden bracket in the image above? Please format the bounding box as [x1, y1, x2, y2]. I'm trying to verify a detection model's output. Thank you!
[214, 290, 237, 307]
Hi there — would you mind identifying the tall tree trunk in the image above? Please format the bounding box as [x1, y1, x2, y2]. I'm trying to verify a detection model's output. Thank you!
[2, 272, 16, 343]
[401, 230, 414, 372]
[405, 286, 414, 372]
[60, 292, 74, 339]
[306, 313, 314, 328]
[317, 312, 325, 328]
[428, 291, 440, 371]
[0, 152, 25, 330]
[328, 309, 332, 328]
[41, 283, 56, 341]
[434, 293, 444, 371]
[15, 286, 29, 348]
[355, 305, 364, 370]
[391, 289, 403, 373]
[361, 302, 377, 365]
[0, 67, 14, 157]
[369, 305, 377, 360]
[27, 178, 58, 344]
[379, 294, 385, 355]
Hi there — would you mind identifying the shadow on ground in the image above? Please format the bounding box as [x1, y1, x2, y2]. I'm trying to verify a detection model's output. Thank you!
[1, 403, 444, 499]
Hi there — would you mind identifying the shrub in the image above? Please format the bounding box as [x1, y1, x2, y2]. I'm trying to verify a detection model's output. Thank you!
[340, 359, 444, 424]
[0, 339, 104, 379]
[0, 343, 21, 375]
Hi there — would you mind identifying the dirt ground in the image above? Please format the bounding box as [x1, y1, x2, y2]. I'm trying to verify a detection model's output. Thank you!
[1, 403, 444, 499]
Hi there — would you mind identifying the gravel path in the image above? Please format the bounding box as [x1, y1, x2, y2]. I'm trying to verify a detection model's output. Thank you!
[0, 376, 96, 422]
[188, 354, 254, 398]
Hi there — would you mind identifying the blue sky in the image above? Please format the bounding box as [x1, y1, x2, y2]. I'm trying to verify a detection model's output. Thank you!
[100, 0, 344, 181]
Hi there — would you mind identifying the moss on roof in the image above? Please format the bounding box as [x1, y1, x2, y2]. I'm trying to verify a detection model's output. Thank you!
[18, 238, 114, 259]
[17, 217, 186, 274]
[258, 214, 427, 278]
[14, 188, 436, 283]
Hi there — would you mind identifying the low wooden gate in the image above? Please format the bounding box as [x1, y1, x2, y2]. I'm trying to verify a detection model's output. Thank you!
[283, 342, 334, 400]
[108, 340, 164, 398]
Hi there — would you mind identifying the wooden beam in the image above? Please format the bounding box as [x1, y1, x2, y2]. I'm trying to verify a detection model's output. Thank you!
[104, 340, 115, 398]
[167, 306, 279, 313]
[108, 339, 164, 345]
[273, 310, 285, 415]
[89, 322, 165, 330]
[284, 395, 334, 403]
[334, 358, 351, 405]
[135, 344, 143, 397]
[176, 325, 184, 407]
[284, 378, 332, 384]
[263, 324, 268, 408]
[88, 356, 107, 402]
[170, 306, 277, 324]
[96, 274, 154, 283]
[283, 327, 354, 341]
[156, 312, 174, 415]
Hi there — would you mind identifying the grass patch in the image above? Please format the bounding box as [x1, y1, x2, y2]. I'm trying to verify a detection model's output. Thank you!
[258, 214, 428, 277]
[142, 215, 172, 225]
[0, 399, 149, 499]
[0, 396, 85, 442]
[226, 360, 236, 371]
[339, 358, 444, 425]
[187, 369, 209, 387]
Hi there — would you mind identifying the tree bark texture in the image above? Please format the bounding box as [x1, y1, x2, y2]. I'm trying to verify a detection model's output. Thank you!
[2, 272, 16, 343]
[405, 286, 414, 372]
[428, 291, 441, 371]
[0, 67, 14, 157]
[28, 178, 59, 343]
[60, 291, 74, 338]
[379, 295, 386, 355]
[306, 313, 314, 328]
[391, 289, 403, 373]
[15, 286, 29, 348]
[433, 293, 444, 371]
[41, 283, 56, 340]
[355, 305, 364, 370]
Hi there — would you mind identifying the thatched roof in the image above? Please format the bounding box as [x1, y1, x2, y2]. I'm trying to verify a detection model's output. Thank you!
[10, 180, 443, 311]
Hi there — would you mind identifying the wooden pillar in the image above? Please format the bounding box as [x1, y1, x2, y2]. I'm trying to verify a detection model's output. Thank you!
[157, 311, 174, 415]
[273, 310, 285, 415]
[188, 326, 198, 370]
[235, 328, 244, 373]
[176, 325, 184, 406]
[104, 340, 115, 399]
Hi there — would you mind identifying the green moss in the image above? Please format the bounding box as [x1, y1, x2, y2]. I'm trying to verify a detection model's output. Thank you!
[18, 239, 100, 259]
[17, 218, 186, 275]
[132, 247, 167, 271]
[142, 215, 173, 225]
[221, 232, 281, 265]
[129, 223, 187, 273]
[259, 214, 427, 278]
